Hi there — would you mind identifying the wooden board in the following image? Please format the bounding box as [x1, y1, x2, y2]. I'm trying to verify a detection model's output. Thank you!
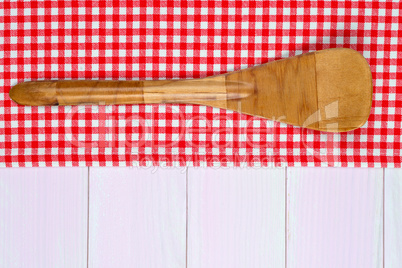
[287, 168, 383, 268]
[0, 166, 394, 267]
[88, 167, 186, 268]
[187, 167, 286, 268]
[384, 169, 402, 267]
[0, 168, 88, 268]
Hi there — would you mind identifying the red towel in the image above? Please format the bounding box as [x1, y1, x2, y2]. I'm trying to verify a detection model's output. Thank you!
[1, 1, 400, 167]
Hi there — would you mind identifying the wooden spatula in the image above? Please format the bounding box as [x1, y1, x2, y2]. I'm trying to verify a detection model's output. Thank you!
[9, 48, 372, 132]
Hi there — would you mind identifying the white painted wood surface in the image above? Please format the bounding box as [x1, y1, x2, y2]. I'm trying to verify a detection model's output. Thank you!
[1, 167, 399, 267]
[385, 169, 402, 267]
[187, 167, 286, 268]
[287, 168, 383, 268]
[0, 168, 88, 268]
[88, 167, 187, 268]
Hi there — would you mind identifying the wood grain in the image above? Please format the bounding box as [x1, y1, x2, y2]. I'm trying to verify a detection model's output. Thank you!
[9, 48, 372, 132]
[88, 167, 186, 268]
[315, 49, 372, 131]
[0, 168, 88, 268]
[287, 168, 383, 268]
[384, 169, 402, 267]
[187, 167, 285, 268]
[226, 51, 319, 130]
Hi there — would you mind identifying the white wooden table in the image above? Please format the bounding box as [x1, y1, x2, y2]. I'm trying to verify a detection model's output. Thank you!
[0, 167, 400, 267]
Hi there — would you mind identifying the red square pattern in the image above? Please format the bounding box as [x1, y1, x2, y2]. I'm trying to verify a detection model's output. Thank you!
[0, 1, 401, 167]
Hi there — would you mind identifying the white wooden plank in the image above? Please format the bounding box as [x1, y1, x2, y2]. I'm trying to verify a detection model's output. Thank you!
[88, 167, 186, 268]
[0, 168, 88, 268]
[384, 168, 402, 267]
[187, 167, 285, 268]
[287, 168, 383, 268]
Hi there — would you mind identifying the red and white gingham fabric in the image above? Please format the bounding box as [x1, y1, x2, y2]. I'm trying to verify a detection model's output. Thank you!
[0, 1, 401, 167]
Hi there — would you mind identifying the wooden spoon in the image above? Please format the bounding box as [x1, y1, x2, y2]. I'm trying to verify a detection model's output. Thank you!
[9, 48, 372, 132]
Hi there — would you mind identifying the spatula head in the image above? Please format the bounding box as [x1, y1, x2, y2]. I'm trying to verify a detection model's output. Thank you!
[224, 48, 372, 132]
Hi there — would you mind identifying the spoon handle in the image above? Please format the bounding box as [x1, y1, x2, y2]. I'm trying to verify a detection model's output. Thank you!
[9, 76, 253, 107]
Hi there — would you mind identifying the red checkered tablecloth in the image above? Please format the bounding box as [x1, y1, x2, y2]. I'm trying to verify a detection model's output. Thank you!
[0, 1, 401, 167]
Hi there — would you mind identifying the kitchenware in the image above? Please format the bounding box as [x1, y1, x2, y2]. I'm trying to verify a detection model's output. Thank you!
[9, 48, 372, 132]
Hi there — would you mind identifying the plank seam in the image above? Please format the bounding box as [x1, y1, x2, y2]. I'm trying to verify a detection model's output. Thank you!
[383, 168, 385, 268]
[285, 167, 288, 268]
[186, 167, 189, 268]
[87, 167, 90, 268]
